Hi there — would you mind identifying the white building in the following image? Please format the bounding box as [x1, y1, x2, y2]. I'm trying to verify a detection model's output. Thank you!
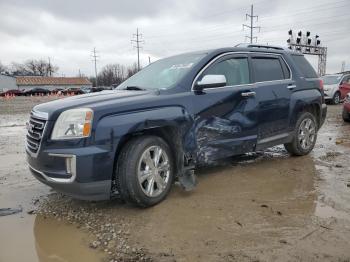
[0, 74, 17, 91]
[16, 76, 92, 91]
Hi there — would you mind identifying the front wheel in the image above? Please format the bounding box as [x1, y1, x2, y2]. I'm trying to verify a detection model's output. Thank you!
[115, 136, 174, 207]
[284, 112, 318, 156]
[331, 91, 341, 105]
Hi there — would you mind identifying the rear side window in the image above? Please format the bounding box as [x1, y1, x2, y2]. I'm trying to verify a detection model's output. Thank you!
[252, 57, 286, 82]
[290, 55, 318, 78]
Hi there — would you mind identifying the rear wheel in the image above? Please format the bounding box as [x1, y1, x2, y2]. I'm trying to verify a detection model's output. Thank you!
[331, 91, 341, 105]
[115, 136, 174, 207]
[284, 112, 318, 156]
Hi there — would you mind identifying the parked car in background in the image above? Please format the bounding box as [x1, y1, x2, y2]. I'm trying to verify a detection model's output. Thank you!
[90, 86, 107, 93]
[26, 45, 327, 207]
[342, 93, 350, 122]
[80, 87, 92, 94]
[61, 87, 84, 95]
[0, 89, 24, 96]
[52, 88, 64, 94]
[339, 75, 350, 100]
[321, 73, 350, 104]
[24, 88, 50, 96]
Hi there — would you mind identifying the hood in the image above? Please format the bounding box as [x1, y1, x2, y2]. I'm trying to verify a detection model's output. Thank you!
[33, 90, 156, 120]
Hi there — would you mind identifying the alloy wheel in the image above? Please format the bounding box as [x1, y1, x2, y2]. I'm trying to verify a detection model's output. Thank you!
[334, 93, 340, 104]
[298, 118, 316, 150]
[137, 146, 171, 197]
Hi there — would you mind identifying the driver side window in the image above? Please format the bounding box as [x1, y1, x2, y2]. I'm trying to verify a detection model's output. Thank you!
[200, 57, 250, 87]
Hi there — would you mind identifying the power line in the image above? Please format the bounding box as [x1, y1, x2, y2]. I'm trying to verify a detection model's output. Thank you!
[131, 28, 145, 71]
[145, 0, 349, 40]
[91, 47, 99, 86]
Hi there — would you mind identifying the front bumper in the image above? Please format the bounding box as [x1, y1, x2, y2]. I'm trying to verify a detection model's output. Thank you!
[323, 89, 332, 100]
[26, 146, 113, 201]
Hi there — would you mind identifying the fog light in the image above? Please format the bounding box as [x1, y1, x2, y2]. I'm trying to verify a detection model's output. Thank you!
[65, 157, 74, 175]
[48, 153, 77, 183]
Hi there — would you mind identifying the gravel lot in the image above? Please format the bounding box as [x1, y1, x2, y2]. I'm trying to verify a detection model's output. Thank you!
[0, 97, 350, 262]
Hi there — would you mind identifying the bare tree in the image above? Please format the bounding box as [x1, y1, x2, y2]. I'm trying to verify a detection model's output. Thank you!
[95, 63, 140, 87]
[0, 61, 8, 74]
[127, 63, 139, 78]
[11, 59, 59, 76]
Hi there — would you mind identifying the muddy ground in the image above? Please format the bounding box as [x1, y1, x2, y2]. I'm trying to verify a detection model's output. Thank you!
[0, 96, 350, 262]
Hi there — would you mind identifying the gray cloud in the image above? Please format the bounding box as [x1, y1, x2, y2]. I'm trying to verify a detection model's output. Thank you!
[0, 0, 349, 76]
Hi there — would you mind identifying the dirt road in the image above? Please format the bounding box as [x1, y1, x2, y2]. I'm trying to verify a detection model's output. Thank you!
[0, 97, 349, 262]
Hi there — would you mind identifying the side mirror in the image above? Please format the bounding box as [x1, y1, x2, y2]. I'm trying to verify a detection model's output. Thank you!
[194, 75, 227, 90]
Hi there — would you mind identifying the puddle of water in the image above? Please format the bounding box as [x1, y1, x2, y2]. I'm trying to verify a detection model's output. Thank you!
[0, 153, 105, 262]
[34, 215, 105, 262]
[0, 214, 104, 262]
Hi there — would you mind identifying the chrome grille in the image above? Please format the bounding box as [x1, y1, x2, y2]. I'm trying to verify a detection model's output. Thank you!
[26, 115, 47, 154]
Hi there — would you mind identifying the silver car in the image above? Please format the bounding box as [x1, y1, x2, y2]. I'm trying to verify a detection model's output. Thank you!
[322, 74, 350, 104]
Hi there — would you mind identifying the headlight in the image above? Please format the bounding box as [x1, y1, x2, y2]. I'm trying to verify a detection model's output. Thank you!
[51, 108, 93, 140]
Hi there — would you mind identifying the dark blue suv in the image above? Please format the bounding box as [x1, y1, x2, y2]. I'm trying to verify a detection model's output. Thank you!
[26, 45, 327, 207]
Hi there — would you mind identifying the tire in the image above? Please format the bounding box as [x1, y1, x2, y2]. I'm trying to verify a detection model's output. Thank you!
[343, 108, 350, 122]
[331, 91, 341, 105]
[115, 135, 174, 207]
[284, 112, 318, 156]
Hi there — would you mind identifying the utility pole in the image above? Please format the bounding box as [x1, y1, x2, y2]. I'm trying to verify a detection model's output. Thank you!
[148, 56, 151, 64]
[341, 61, 346, 72]
[48, 57, 53, 77]
[91, 47, 99, 87]
[131, 28, 144, 71]
[243, 5, 260, 43]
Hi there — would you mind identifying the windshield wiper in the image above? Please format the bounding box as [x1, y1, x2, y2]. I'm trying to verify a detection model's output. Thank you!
[123, 86, 146, 91]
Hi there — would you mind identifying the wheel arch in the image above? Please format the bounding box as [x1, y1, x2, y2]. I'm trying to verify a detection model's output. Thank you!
[97, 107, 193, 189]
[290, 90, 323, 131]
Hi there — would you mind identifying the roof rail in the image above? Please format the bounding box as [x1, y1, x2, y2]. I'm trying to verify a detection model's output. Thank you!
[235, 43, 285, 51]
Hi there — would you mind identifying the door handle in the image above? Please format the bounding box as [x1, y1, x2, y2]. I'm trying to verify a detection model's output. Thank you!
[287, 85, 296, 90]
[241, 91, 256, 97]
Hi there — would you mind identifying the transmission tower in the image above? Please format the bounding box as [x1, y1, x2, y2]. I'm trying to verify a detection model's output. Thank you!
[91, 47, 99, 86]
[341, 61, 346, 72]
[243, 5, 261, 43]
[131, 28, 144, 71]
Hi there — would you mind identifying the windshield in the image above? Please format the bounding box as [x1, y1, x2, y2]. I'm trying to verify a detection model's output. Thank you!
[117, 53, 206, 90]
[321, 75, 342, 85]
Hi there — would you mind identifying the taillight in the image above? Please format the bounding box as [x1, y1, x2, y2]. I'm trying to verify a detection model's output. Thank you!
[319, 79, 324, 90]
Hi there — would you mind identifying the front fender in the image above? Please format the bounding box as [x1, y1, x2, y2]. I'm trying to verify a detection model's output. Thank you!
[95, 106, 191, 143]
[92, 106, 192, 176]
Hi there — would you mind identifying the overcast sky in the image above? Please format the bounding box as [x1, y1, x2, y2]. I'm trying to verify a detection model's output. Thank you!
[0, 0, 349, 77]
